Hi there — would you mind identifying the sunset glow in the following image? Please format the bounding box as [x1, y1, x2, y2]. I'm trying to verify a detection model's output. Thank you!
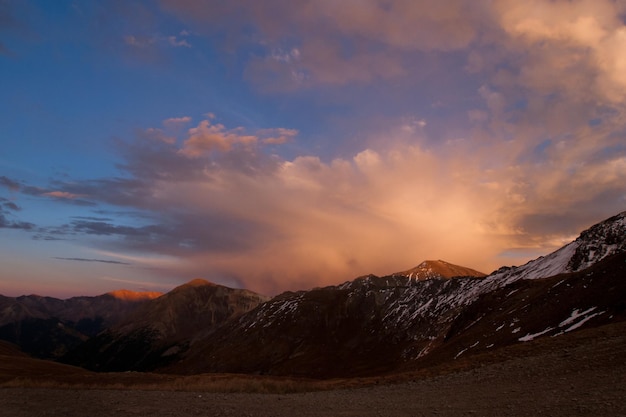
[1, 1, 625, 297]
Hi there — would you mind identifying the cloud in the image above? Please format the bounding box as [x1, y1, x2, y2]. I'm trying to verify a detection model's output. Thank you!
[177, 117, 297, 158]
[44, 191, 80, 199]
[163, 116, 192, 128]
[13, 98, 614, 295]
[492, 0, 626, 105]
[124, 32, 191, 49]
[160, 0, 485, 90]
[179, 119, 256, 157]
[259, 128, 298, 145]
[0, 212, 35, 230]
[167, 35, 190, 48]
[124, 35, 155, 48]
[53, 257, 132, 265]
[1, 197, 20, 211]
[0, 175, 20, 191]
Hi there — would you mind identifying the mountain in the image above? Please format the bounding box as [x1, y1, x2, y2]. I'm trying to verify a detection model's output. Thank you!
[426, 250, 626, 366]
[166, 211, 626, 377]
[166, 269, 493, 377]
[61, 279, 269, 372]
[0, 291, 161, 359]
[107, 289, 163, 301]
[393, 259, 486, 280]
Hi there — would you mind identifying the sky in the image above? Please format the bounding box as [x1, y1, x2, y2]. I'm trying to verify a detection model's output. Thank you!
[1, 0, 626, 298]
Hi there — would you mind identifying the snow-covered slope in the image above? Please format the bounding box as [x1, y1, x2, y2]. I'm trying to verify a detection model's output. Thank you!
[479, 211, 626, 290]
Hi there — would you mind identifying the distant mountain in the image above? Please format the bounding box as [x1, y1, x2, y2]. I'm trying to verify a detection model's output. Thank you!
[0, 291, 161, 359]
[107, 289, 163, 301]
[166, 212, 626, 377]
[392, 259, 486, 280]
[62, 279, 269, 372]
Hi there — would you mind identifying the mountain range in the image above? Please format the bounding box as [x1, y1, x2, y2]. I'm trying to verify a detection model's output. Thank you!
[1, 211, 625, 378]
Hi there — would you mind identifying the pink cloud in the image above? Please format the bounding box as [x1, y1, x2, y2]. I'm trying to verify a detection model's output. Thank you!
[163, 116, 192, 127]
[44, 191, 81, 199]
[178, 118, 296, 158]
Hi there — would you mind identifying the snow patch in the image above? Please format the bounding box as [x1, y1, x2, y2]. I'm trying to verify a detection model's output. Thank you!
[559, 307, 597, 327]
[518, 327, 554, 342]
[561, 311, 604, 333]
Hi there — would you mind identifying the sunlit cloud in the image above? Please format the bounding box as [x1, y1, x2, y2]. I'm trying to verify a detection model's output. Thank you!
[163, 116, 192, 127]
[178, 118, 296, 158]
[44, 191, 81, 199]
[30, 107, 620, 294]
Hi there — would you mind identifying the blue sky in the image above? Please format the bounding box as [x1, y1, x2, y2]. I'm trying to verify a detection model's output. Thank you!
[1, 0, 626, 298]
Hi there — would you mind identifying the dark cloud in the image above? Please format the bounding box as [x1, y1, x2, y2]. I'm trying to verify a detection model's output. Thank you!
[67, 213, 263, 256]
[0, 175, 20, 191]
[53, 257, 132, 265]
[20, 185, 47, 196]
[3, 201, 20, 211]
[52, 177, 153, 208]
[114, 136, 208, 181]
[71, 215, 114, 222]
[0, 200, 28, 229]
[70, 219, 156, 237]
[32, 234, 65, 241]
[0, 197, 20, 211]
[0, 212, 35, 230]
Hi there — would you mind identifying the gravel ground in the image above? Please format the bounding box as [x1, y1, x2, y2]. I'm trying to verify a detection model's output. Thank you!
[2, 331, 625, 417]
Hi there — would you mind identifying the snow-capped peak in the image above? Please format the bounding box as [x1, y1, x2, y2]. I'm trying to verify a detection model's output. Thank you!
[484, 211, 626, 287]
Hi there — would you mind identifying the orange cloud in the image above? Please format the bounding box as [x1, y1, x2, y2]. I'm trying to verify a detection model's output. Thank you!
[178, 118, 297, 158]
[178, 119, 257, 157]
[493, 0, 626, 104]
[44, 191, 80, 199]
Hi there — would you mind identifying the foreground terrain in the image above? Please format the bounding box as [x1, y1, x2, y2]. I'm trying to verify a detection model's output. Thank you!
[1, 321, 625, 417]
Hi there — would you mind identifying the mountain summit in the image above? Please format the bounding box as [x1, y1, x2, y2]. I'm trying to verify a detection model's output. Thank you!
[393, 260, 486, 280]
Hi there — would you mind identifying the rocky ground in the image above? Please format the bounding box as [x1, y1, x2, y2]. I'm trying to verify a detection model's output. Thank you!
[1, 322, 625, 417]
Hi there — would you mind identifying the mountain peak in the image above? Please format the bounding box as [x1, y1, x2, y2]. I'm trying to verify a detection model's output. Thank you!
[568, 211, 626, 272]
[393, 259, 486, 281]
[186, 278, 215, 286]
[175, 278, 218, 290]
[106, 290, 162, 301]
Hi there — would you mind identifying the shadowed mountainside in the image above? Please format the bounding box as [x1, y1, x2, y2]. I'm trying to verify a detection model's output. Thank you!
[61, 279, 269, 372]
[0, 290, 161, 359]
